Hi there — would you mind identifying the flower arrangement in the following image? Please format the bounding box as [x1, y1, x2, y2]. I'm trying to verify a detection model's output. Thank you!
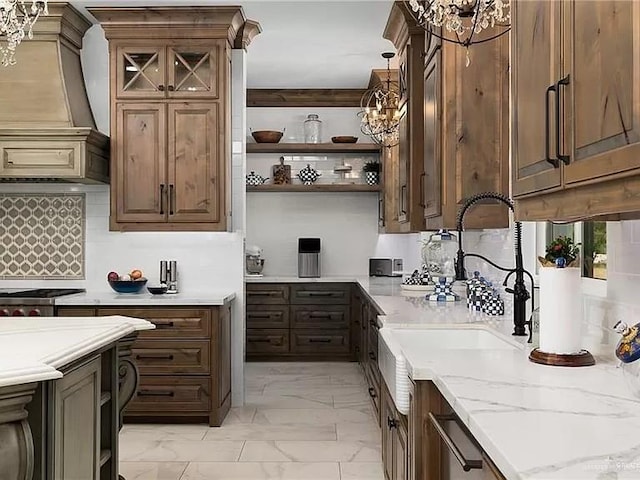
[362, 161, 381, 173]
[539, 235, 580, 267]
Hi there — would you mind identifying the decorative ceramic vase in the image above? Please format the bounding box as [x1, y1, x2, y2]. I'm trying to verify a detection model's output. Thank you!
[246, 171, 268, 186]
[481, 289, 505, 316]
[428, 276, 459, 302]
[365, 171, 379, 185]
[298, 164, 321, 185]
[304, 114, 322, 143]
[614, 321, 640, 363]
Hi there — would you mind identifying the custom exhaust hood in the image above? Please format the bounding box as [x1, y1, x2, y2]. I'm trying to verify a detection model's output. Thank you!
[0, 3, 109, 183]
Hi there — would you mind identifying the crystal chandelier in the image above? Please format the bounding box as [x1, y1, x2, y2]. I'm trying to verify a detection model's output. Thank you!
[1, 0, 48, 66]
[406, 0, 509, 50]
[359, 52, 400, 148]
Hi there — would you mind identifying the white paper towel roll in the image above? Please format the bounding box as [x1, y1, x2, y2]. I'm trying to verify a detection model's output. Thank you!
[539, 267, 582, 354]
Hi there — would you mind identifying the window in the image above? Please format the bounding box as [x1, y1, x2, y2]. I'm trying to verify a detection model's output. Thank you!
[538, 221, 607, 280]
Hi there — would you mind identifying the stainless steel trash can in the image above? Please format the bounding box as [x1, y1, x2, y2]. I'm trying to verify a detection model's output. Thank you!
[298, 238, 321, 278]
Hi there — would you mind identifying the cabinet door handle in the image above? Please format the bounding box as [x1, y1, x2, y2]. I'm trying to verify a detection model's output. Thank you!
[169, 184, 175, 215]
[419, 172, 426, 207]
[167, 85, 175, 92]
[154, 321, 174, 329]
[555, 75, 571, 166]
[308, 338, 332, 343]
[545, 84, 559, 168]
[368, 387, 377, 399]
[400, 185, 407, 215]
[368, 351, 377, 361]
[387, 416, 398, 430]
[378, 197, 384, 225]
[138, 390, 174, 397]
[158, 84, 165, 92]
[160, 184, 166, 214]
[136, 353, 174, 360]
[428, 413, 483, 471]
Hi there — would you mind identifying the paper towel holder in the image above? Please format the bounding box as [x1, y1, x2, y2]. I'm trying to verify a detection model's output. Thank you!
[529, 349, 595, 367]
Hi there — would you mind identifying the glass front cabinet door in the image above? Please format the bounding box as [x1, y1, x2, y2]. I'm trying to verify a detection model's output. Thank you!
[116, 47, 166, 98]
[167, 46, 220, 99]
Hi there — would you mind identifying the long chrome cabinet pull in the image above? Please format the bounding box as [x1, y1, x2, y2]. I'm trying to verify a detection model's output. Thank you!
[428, 412, 483, 472]
[555, 74, 571, 165]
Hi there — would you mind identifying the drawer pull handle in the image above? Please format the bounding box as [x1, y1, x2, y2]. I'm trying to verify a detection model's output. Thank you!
[368, 387, 377, 399]
[368, 351, 377, 361]
[308, 313, 335, 319]
[299, 291, 340, 297]
[387, 416, 398, 430]
[249, 291, 283, 297]
[308, 338, 332, 343]
[136, 354, 174, 360]
[154, 321, 175, 329]
[249, 338, 274, 343]
[138, 390, 174, 397]
[428, 413, 483, 471]
[369, 319, 378, 328]
[248, 313, 278, 319]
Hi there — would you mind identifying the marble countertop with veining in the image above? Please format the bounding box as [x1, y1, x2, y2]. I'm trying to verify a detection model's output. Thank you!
[55, 290, 236, 306]
[0, 316, 154, 387]
[359, 278, 639, 480]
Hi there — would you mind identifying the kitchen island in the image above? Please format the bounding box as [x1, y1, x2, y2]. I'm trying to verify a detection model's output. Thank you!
[0, 315, 153, 480]
[247, 275, 640, 479]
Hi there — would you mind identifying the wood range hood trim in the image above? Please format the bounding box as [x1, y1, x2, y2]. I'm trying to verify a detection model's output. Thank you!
[0, 2, 109, 184]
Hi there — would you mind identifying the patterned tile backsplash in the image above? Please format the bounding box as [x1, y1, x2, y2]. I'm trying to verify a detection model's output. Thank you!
[0, 194, 85, 279]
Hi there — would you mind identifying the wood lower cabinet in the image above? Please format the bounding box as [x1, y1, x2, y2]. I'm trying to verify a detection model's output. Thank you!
[382, 382, 408, 480]
[89, 8, 262, 231]
[57, 304, 232, 426]
[246, 283, 354, 361]
[513, 0, 640, 221]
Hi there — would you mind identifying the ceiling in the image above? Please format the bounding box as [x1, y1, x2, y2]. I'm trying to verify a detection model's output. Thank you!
[72, 0, 396, 88]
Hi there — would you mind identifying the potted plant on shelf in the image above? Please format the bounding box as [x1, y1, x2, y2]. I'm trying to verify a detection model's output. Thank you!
[363, 161, 381, 185]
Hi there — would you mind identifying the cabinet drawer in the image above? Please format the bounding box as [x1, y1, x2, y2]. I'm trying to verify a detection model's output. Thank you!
[291, 329, 350, 354]
[132, 340, 210, 375]
[290, 283, 351, 304]
[127, 376, 210, 413]
[97, 308, 211, 338]
[246, 284, 290, 305]
[246, 306, 289, 329]
[291, 305, 349, 329]
[246, 329, 289, 354]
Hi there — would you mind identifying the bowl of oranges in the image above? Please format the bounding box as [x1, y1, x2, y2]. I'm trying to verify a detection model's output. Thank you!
[107, 269, 147, 294]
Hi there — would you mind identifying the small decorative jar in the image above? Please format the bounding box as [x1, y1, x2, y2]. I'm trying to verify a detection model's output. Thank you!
[246, 171, 268, 186]
[614, 321, 640, 398]
[481, 289, 505, 316]
[298, 164, 321, 185]
[304, 114, 322, 143]
[423, 230, 460, 302]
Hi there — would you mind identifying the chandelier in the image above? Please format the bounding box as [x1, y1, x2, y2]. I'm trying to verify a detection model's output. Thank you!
[1, 0, 48, 66]
[406, 0, 510, 51]
[359, 52, 400, 148]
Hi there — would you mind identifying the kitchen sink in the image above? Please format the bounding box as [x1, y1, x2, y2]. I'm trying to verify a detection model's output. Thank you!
[390, 327, 520, 351]
[378, 327, 520, 415]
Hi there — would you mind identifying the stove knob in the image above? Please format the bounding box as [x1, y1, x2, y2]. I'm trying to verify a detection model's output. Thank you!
[0, 309, 9, 316]
[28, 309, 41, 317]
[12, 309, 25, 317]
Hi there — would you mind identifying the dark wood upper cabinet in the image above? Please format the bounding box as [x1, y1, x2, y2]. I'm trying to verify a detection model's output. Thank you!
[90, 7, 260, 231]
[513, 0, 640, 221]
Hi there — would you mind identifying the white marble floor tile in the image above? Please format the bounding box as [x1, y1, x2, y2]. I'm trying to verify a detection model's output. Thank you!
[332, 390, 372, 409]
[336, 423, 381, 442]
[239, 441, 381, 463]
[222, 407, 257, 425]
[120, 424, 208, 441]
[203, 423, 336, 441]
[245, 362, 360, 376]
[253, 407, 376, 425]
[119, 438, 245, 462]
[118, 462, 187, 480]
[340, 462, 385, 480]
[330, 373, 368, 386]
[246, 392, 334, 409]
[180, 461, 340, 480]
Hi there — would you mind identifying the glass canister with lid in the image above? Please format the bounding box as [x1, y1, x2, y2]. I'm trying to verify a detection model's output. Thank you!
[304, 114, 322, 143]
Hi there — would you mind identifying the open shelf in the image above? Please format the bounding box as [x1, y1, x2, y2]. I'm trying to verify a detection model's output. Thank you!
[247, 184, 382, 193]
[246, 143, 381, 154]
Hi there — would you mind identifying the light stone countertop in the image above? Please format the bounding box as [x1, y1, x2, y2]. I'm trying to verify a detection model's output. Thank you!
[250, 275, 640, 479]
[55, 290, 236, 306]
[0, 316, 154, 387]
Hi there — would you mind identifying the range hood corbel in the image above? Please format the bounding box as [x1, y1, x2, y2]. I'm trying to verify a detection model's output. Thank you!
[0, 2, 109, 184]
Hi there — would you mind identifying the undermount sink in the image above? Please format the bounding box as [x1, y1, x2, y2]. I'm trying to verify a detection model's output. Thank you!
[378, 327, 520, 415]
[390, 328, 519, 351]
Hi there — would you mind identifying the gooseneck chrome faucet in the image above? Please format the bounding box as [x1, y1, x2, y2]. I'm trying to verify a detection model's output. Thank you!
[454, 192, 534, 339]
